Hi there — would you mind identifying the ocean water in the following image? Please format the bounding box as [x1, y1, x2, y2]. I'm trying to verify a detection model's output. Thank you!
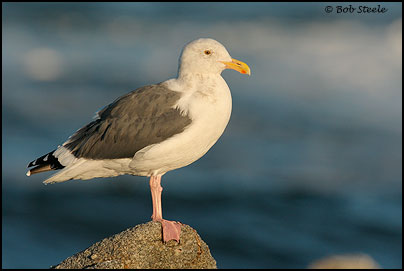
[2, 3, 402, 268]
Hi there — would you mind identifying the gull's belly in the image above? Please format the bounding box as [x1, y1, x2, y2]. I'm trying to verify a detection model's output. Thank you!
[130, 93, 232, 176]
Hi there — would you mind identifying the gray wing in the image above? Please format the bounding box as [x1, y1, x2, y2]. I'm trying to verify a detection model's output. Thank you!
[64, 83, 192, 160]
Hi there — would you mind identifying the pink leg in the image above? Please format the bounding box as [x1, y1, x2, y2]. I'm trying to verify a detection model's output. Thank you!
[149, 175, 181, 242]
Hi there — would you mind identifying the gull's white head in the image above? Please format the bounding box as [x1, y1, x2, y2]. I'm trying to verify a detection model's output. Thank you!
[178, 38, 250, 77]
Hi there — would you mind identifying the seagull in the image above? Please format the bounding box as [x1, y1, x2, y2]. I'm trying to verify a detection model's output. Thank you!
[26, 38, 251, 242]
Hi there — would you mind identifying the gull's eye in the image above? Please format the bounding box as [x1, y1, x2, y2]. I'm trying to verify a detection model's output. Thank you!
[204, 50, 212, 55]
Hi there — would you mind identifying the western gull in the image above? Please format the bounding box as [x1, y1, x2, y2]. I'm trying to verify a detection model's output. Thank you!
[26, 38, 251, 242]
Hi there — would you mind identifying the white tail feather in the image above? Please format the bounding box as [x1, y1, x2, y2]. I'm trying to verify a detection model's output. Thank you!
[43, 158, 133, 184]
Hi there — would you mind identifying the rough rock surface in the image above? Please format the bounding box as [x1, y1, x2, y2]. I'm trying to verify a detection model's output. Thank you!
[52, 221, 217, 269]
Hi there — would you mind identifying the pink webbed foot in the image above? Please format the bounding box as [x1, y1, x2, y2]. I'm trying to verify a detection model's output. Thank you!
[156, 219, 182, 243]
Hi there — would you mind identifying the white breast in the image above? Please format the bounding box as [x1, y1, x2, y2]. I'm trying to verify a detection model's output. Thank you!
[129, 74, 232, 176]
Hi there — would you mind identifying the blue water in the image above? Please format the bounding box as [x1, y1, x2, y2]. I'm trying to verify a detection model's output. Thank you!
[2, 2, 402, 268]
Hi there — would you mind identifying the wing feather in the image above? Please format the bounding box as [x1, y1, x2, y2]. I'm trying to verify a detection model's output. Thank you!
[63, 83, 192, 160]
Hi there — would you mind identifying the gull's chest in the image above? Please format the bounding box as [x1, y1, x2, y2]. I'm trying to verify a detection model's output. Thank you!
[181, 77, 232, 141]
[177, 76, 232, 122]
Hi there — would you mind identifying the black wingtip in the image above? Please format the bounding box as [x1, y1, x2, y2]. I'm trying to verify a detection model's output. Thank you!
[27, 160, 36, 168]
[27, 150, 64, 171]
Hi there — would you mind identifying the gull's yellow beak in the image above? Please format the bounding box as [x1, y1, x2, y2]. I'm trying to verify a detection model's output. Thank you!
[220, 58, 251, 75]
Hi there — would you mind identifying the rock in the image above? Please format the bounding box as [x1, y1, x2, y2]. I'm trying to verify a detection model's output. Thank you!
[52, 221, 217, 269]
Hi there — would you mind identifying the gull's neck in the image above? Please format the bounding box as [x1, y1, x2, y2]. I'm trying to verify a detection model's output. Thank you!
[164, 71, 225, 94]
[178, 71, 223, 81]
[164, 70, 232, 121]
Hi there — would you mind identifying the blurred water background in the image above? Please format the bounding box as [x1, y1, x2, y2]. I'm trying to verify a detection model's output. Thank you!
[2, 2, 402, 269]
